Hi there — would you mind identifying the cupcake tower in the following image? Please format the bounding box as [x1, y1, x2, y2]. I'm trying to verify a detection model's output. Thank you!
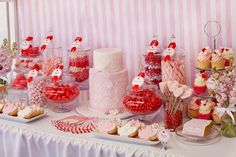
[190, 46, 234, 122]
[194, 47, 234, 96]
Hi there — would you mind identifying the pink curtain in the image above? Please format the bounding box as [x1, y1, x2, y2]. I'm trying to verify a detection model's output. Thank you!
[17, 0, 235, 84]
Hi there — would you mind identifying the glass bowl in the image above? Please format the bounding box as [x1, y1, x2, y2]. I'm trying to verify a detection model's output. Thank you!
[43, 75, 80, 112]
[123, 85, 162, 115]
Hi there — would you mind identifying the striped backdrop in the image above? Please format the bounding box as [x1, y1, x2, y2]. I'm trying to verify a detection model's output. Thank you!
[17, 0, 236, 85]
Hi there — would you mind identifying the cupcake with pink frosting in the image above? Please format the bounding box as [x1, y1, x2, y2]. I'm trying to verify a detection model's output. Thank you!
[193, 71, 208, 94]
[198, 100, 212, 120]
[196, 47, 212, 69]
[211, 50, 225, 69]
[188, 97, 201, 118]
[220, 47, 234, 67]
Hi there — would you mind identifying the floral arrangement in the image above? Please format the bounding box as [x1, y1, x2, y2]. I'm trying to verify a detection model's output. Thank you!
[212, 68, 236, 137]
[0, 39, 15, 76]
[159, 81, 193, 114]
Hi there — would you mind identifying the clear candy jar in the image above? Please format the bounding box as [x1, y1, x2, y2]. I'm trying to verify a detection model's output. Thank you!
[43, 74, 80, 112]
[143, 52, 162, 85]
[28, 74, 46, 107]
[11, 71, 27, 90]
[68, 48, 89, 82]
[161, 48, 186, 84]
[123, 85, 162, 115]
[40, 36, 63, 77]
[20, 37, 40, 58]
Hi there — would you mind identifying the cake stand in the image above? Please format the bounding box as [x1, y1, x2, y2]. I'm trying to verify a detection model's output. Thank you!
[75, 101, 134, 120]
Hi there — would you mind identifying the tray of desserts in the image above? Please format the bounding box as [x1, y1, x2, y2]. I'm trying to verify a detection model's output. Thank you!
[0, 99, 47, 123]
[175, 119, 221, 145]
[94, 119, 161, 145]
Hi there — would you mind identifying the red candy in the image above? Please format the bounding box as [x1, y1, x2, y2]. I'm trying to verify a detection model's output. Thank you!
[123, 89, 162, 114]
[69, 52, 89, 82]
[21, 47, 40, 57]
[144, 54, 162, 85]
[44, 83, 79, 103]
[165, 110, 182, 130]
[11, 74, 27, 90]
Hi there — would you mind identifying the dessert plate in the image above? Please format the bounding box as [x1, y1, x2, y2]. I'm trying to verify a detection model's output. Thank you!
[175, 125, 221, 145]
[93, 132, 160, 145]
[75, 101, 133, 120]
[0, 111, 47, 123]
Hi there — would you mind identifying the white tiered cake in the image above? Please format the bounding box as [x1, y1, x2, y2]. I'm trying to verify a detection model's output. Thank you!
[89, 48, 128, 113]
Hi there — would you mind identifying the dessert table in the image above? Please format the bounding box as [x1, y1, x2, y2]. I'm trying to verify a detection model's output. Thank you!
[0, 110, 235, 157]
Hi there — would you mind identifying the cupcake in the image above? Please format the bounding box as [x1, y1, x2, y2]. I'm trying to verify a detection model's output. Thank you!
[212, 107, 222, 124]
[206, 73, 219, 95]
[193, 72, 208, 94]
[211, 50, 225, 69]
[188, 97, 201, 118]
[198, 100, 212, 120]
[196, 47, 212, 69]
[220, 47, 234, 67]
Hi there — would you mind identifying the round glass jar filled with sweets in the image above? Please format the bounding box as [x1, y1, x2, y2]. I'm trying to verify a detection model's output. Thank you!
[43, 65, 80, 112]
[161, 36, 186, 84]
[143, 36, 163, 86]
[68, 36, 90, 82]
[27, 64, 46, 107]
[20, 35, 40, 58]
[123, 72, 162, 115]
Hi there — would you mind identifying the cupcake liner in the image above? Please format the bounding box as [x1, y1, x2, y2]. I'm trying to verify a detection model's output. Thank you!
[193, 85, 206, 94]
[198, 112, 212, 120]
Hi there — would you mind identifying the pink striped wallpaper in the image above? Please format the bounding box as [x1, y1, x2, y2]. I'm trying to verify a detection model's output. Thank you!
[17, 0, 236, 85]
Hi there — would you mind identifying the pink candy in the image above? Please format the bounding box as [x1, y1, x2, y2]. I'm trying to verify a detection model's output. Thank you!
[42, 57, 62, 76]
[69, 51, 89, 82]
[28, 79, 46, 107]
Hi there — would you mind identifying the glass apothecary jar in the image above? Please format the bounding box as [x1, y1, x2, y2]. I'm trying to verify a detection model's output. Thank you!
[43, 74, 80, 112]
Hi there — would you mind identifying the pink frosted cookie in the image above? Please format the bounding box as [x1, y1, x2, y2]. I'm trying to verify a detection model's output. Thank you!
[138, 123, 160, 141]
[97, 119, 122, 134]
[118, 120, 145, 137]
[0, 99, 7, 112]
[2, 103, 18, 116]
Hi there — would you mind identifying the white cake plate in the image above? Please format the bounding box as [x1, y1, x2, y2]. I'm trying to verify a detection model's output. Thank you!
[75, 101, 134, 119]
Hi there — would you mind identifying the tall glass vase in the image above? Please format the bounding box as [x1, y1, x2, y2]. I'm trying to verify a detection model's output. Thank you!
[164, 101, 183, 131]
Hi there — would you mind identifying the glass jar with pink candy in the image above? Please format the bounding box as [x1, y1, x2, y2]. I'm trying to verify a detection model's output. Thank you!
[159, 81, 193, 131]
[143, 36, 163, 86]
[27, 64, 46, 107]
[40, 34, 63, 77]
[68, 36, 90, 83]
[161, 36, 186, 85]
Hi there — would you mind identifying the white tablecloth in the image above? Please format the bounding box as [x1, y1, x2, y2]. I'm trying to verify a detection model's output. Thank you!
[0, 110, 235, 157]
